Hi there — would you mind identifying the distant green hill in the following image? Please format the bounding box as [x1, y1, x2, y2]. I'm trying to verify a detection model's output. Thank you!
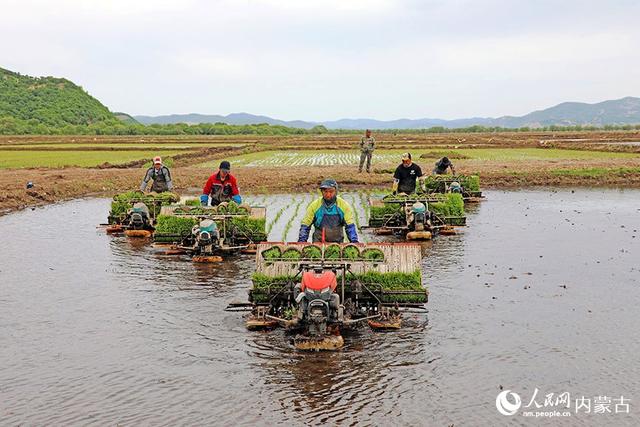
[0, 67, 118, 129]
[114, 111, 139, 124]
[1, 66, 638, 135]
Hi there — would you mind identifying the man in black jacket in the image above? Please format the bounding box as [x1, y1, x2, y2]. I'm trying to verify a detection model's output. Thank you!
[392, 153, 424, 194]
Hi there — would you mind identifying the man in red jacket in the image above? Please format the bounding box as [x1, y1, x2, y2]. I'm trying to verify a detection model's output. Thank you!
[200, 161, 242, 206]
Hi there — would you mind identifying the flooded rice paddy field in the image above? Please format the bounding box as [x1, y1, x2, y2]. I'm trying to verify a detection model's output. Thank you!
[1, 189, 639, 425]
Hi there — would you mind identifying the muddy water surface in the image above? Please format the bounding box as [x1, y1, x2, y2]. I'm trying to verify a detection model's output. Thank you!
[1, 189, 639, 426]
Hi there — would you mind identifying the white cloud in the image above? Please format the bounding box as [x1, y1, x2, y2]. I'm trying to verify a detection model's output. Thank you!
[170, 52, 249, 78]
[1, 0, 638, 120]
[254, 0, 394, 12]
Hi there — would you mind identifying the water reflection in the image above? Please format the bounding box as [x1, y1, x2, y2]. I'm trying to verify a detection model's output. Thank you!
[1, 190, 639, 425]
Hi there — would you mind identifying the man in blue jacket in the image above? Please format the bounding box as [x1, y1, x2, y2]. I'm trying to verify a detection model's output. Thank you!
[298, 179, 359, 243]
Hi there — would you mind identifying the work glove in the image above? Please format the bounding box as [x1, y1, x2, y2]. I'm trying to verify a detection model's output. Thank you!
[232, 195, 242, 204]
[297, 225, 311, 242]
[200, 195, 209, 206]
[345, 224, 359, 243]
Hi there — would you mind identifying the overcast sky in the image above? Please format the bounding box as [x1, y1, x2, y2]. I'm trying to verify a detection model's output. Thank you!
[2, 0, 639, 120]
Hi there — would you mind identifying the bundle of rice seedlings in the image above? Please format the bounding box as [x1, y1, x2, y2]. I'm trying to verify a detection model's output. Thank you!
[324, 244, 341, 260]
[423, 175, 481, 193]
[261, 246, 282, 261]
[230, 217, 267, 241]
[342, 244, 360, 260]
[154, 215, 198, 236]
[281, 247, 302, 260]
[464, 175, 481, 192]
[184, 198, 201, 206]
[109, 200, 131, 221]
[352, 271, 426, 303]
[429, 193, 464, 217]
[250, 271, 427, 304]
[423, 176, 445, 192]
[238, 203, 251, 215]
[153, 234, 180, 243]
[110, 191, 180, 218]
[301, 245, 322, 259]
[250, 273, 296, 303]
[216, 202, 229, 214]
[370, 204, 401, 221]
[226, 201, 240, 214]
[252, 273, 296, 289]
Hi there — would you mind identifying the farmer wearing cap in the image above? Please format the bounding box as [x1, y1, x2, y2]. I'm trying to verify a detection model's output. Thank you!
[433, 156, 456, 175]
[201, 160, 242, 206]
[298, 178, 359, 243]
[358, 129, 375, 173]
[140, 156, 173, 193]
[392, 153, 425, 195]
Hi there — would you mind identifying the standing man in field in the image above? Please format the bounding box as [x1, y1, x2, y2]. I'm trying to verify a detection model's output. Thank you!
[201, 160, 242, 206]
[358, 129, 375, 173]
[298, 179, 359, 243]
[392, 153, 425, 195]
[140, 156, 173, 193]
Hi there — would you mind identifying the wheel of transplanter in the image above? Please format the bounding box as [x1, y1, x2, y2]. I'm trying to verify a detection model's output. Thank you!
[439, 226, 457, 236]
[406, 230, 432, 240]
[293, 334, 344, 351]
[158, 248, 187, 255]
[192, 255, 223, 263]
[125, 229, 153, 238]
[245, 306, 278, 330]
[465, 197, 483, 203]
[375, 228, 394, 235]
[368, 318, 402, 330]
[106, 224, 123, 234]
[245, 317, 278, 330]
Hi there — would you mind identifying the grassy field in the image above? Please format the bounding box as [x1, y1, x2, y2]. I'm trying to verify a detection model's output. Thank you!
[4, 146, 635, 170]
[0, 144, 216, 149]
[196, 147, 640, 168]
[0, 150, 187, 168]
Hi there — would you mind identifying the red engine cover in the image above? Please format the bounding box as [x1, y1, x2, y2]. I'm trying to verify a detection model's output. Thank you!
[301, 271, 337, 292]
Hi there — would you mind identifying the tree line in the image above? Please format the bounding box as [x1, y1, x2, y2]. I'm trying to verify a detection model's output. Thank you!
[2, 117, 640, 136]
